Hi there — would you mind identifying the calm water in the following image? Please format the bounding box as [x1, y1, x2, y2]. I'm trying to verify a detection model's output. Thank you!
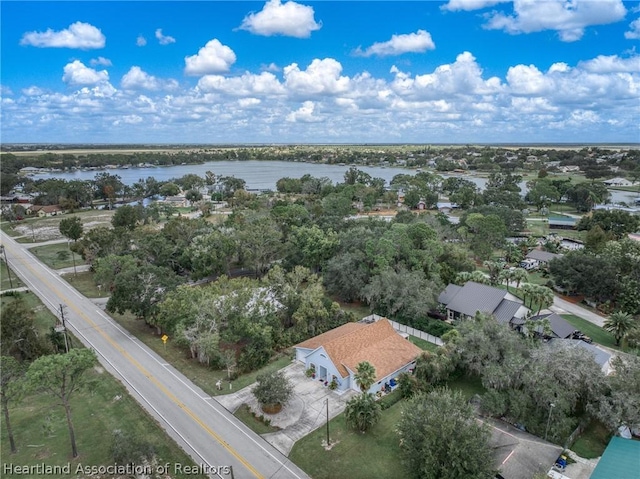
[34, 160, 638, 203]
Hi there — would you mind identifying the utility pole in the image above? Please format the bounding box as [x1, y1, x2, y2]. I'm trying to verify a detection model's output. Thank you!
[57, 304, 70, 353]
[326, 397, 330, 447]
[1, 245, 14, 289]
[545, 403, 555, 441]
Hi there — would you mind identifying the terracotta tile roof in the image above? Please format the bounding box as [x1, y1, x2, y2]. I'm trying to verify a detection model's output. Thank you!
[295, 319, 422, 380]
[295, 322, 365, 351]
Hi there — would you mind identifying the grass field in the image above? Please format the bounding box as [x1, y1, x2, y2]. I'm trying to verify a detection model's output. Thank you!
[1, 292, 70, 344]
[289, 399, 405, 479]
[1, 368, 206, 479]
[29, 242, 80, 270]
[561, 314, 618, 350]
[110, 310, 294, 397]
[0, 292, 205, 478]
[1, 260, 24, 291]
[409, 336, 441, 352]
[571, 420, 611, 459]
[3, 210, 115, 243]
[446, 374, 487, 400]
[62, 271, 110, 298]
[233, 404, 281, 435]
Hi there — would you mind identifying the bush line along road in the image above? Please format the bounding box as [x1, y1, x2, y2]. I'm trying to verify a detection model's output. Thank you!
[0, 230, 309, 479]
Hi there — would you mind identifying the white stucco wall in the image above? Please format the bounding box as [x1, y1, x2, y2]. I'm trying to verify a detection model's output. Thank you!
[300, 346, 350, 392]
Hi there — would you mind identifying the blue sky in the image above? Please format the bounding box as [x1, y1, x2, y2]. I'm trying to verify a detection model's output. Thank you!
[1, 0, 639, 144]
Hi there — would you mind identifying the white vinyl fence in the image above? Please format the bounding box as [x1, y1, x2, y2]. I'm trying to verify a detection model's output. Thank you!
[362, 314, 443, 347]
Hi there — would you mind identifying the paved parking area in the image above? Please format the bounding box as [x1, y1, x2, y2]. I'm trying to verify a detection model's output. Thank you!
[216, 361, 357, 455]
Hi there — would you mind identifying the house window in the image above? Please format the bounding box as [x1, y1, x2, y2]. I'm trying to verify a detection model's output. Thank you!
[320, 353, 326, 358]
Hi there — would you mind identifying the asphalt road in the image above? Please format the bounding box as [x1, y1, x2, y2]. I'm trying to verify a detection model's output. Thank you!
[1, 231, 310, 479]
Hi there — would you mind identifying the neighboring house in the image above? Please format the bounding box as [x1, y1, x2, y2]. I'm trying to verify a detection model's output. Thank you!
[27, 205, 63, 217]
[438, 281, 529, 325]
[515, 312, 575, 340]
[437, 201, 458, 213]
[559, 238, 584, 251]
[589, 437, 640, 479]
[548, 217, 576, 230]
[603, 177, 635, 187]
[545, 338, 612, 374]
[523, 249, 562, 269]
[160, 196, 187, 208]
[416, 200, 426, 210]
[294, 318, 422, 395]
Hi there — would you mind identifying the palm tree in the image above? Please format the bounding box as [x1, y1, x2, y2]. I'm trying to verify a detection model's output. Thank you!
[498, 269, 514, 291]
[469, 270, 490, 285]
[511, 268, 529, 289]
[535, 285, 555, 315]
[455, 271, 473, 286]
[483, 260, 503, 286]
[519, 283, 535, 309]
[604, 312, 635, 346]
[354, 361, 376, 393]
[344, 392, 381, 433]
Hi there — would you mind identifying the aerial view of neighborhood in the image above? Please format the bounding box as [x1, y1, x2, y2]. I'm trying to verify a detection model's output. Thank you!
[1, 1, 639, 479]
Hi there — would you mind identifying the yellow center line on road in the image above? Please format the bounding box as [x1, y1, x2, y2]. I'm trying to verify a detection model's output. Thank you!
[14, 247, 264, 479]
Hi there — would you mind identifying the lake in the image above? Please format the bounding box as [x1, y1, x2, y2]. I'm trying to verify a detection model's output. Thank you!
[33, 160, 638, 203]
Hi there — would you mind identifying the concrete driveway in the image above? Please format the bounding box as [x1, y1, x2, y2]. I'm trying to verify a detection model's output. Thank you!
[216, 361, 357, 455]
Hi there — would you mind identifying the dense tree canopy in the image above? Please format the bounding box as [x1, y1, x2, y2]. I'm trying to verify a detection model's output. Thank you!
[397, 389, 495, 479]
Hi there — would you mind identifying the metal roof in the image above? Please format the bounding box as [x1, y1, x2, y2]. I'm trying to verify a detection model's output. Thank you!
[493, 300, 523, 325]
[590, 437, 640, 479]
[437, 283, 462, 306]
[531, 313, 575, 339]
[526, 249, 562, 263]
[443, 281, 521, 319]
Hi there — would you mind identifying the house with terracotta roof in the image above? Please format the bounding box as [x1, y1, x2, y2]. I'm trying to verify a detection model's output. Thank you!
[27, 204, 64, 217]
[294, 318, 422, 394]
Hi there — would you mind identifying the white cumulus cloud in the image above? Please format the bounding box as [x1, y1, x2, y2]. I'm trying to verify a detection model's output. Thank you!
[90, 56, 112, 67]
[239, 0, 321, 38]
[287, 101, 322, 122]
[22, 86, 46, 96]
[20, 21, 105, 49]
[484, 0, 627, 42]
[625, 18, 640, 39]
[136, 35, 147, 47]
[578, 54, 640, 73]
[197, 72, 285, 96]
[62, 60, 109, 86]
[284, 58, 350, 95]
[155, 28, 176, 45]
[184, 39, 236, 76]
[355, 30, 436, 57]
[121, 67, 162, 90]
[441, 0, 509, 12]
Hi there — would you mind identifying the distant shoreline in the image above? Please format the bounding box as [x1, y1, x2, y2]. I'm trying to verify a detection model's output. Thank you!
[2, 143, 639, 156]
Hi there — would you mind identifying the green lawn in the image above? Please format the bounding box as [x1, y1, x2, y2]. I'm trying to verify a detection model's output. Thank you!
[0, 292, 73, 345]
[1, 367, 205, 479]
[571, 420, 611, 459]
[233, 404, 280, 435]
[1, 260, 24, 291]
[331, 296, 371, 320]
[0, 221, 22, 237]
[29, 243, 80, 270]
[110, 310, 294, 397]
[446, 375, 487, 400]
[561, 314, 618, 350]
[0, 292, 205, 478]
[62, 271, 110, 298]
[409, 336, 441, 352]
[289, 400, 405, 479]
